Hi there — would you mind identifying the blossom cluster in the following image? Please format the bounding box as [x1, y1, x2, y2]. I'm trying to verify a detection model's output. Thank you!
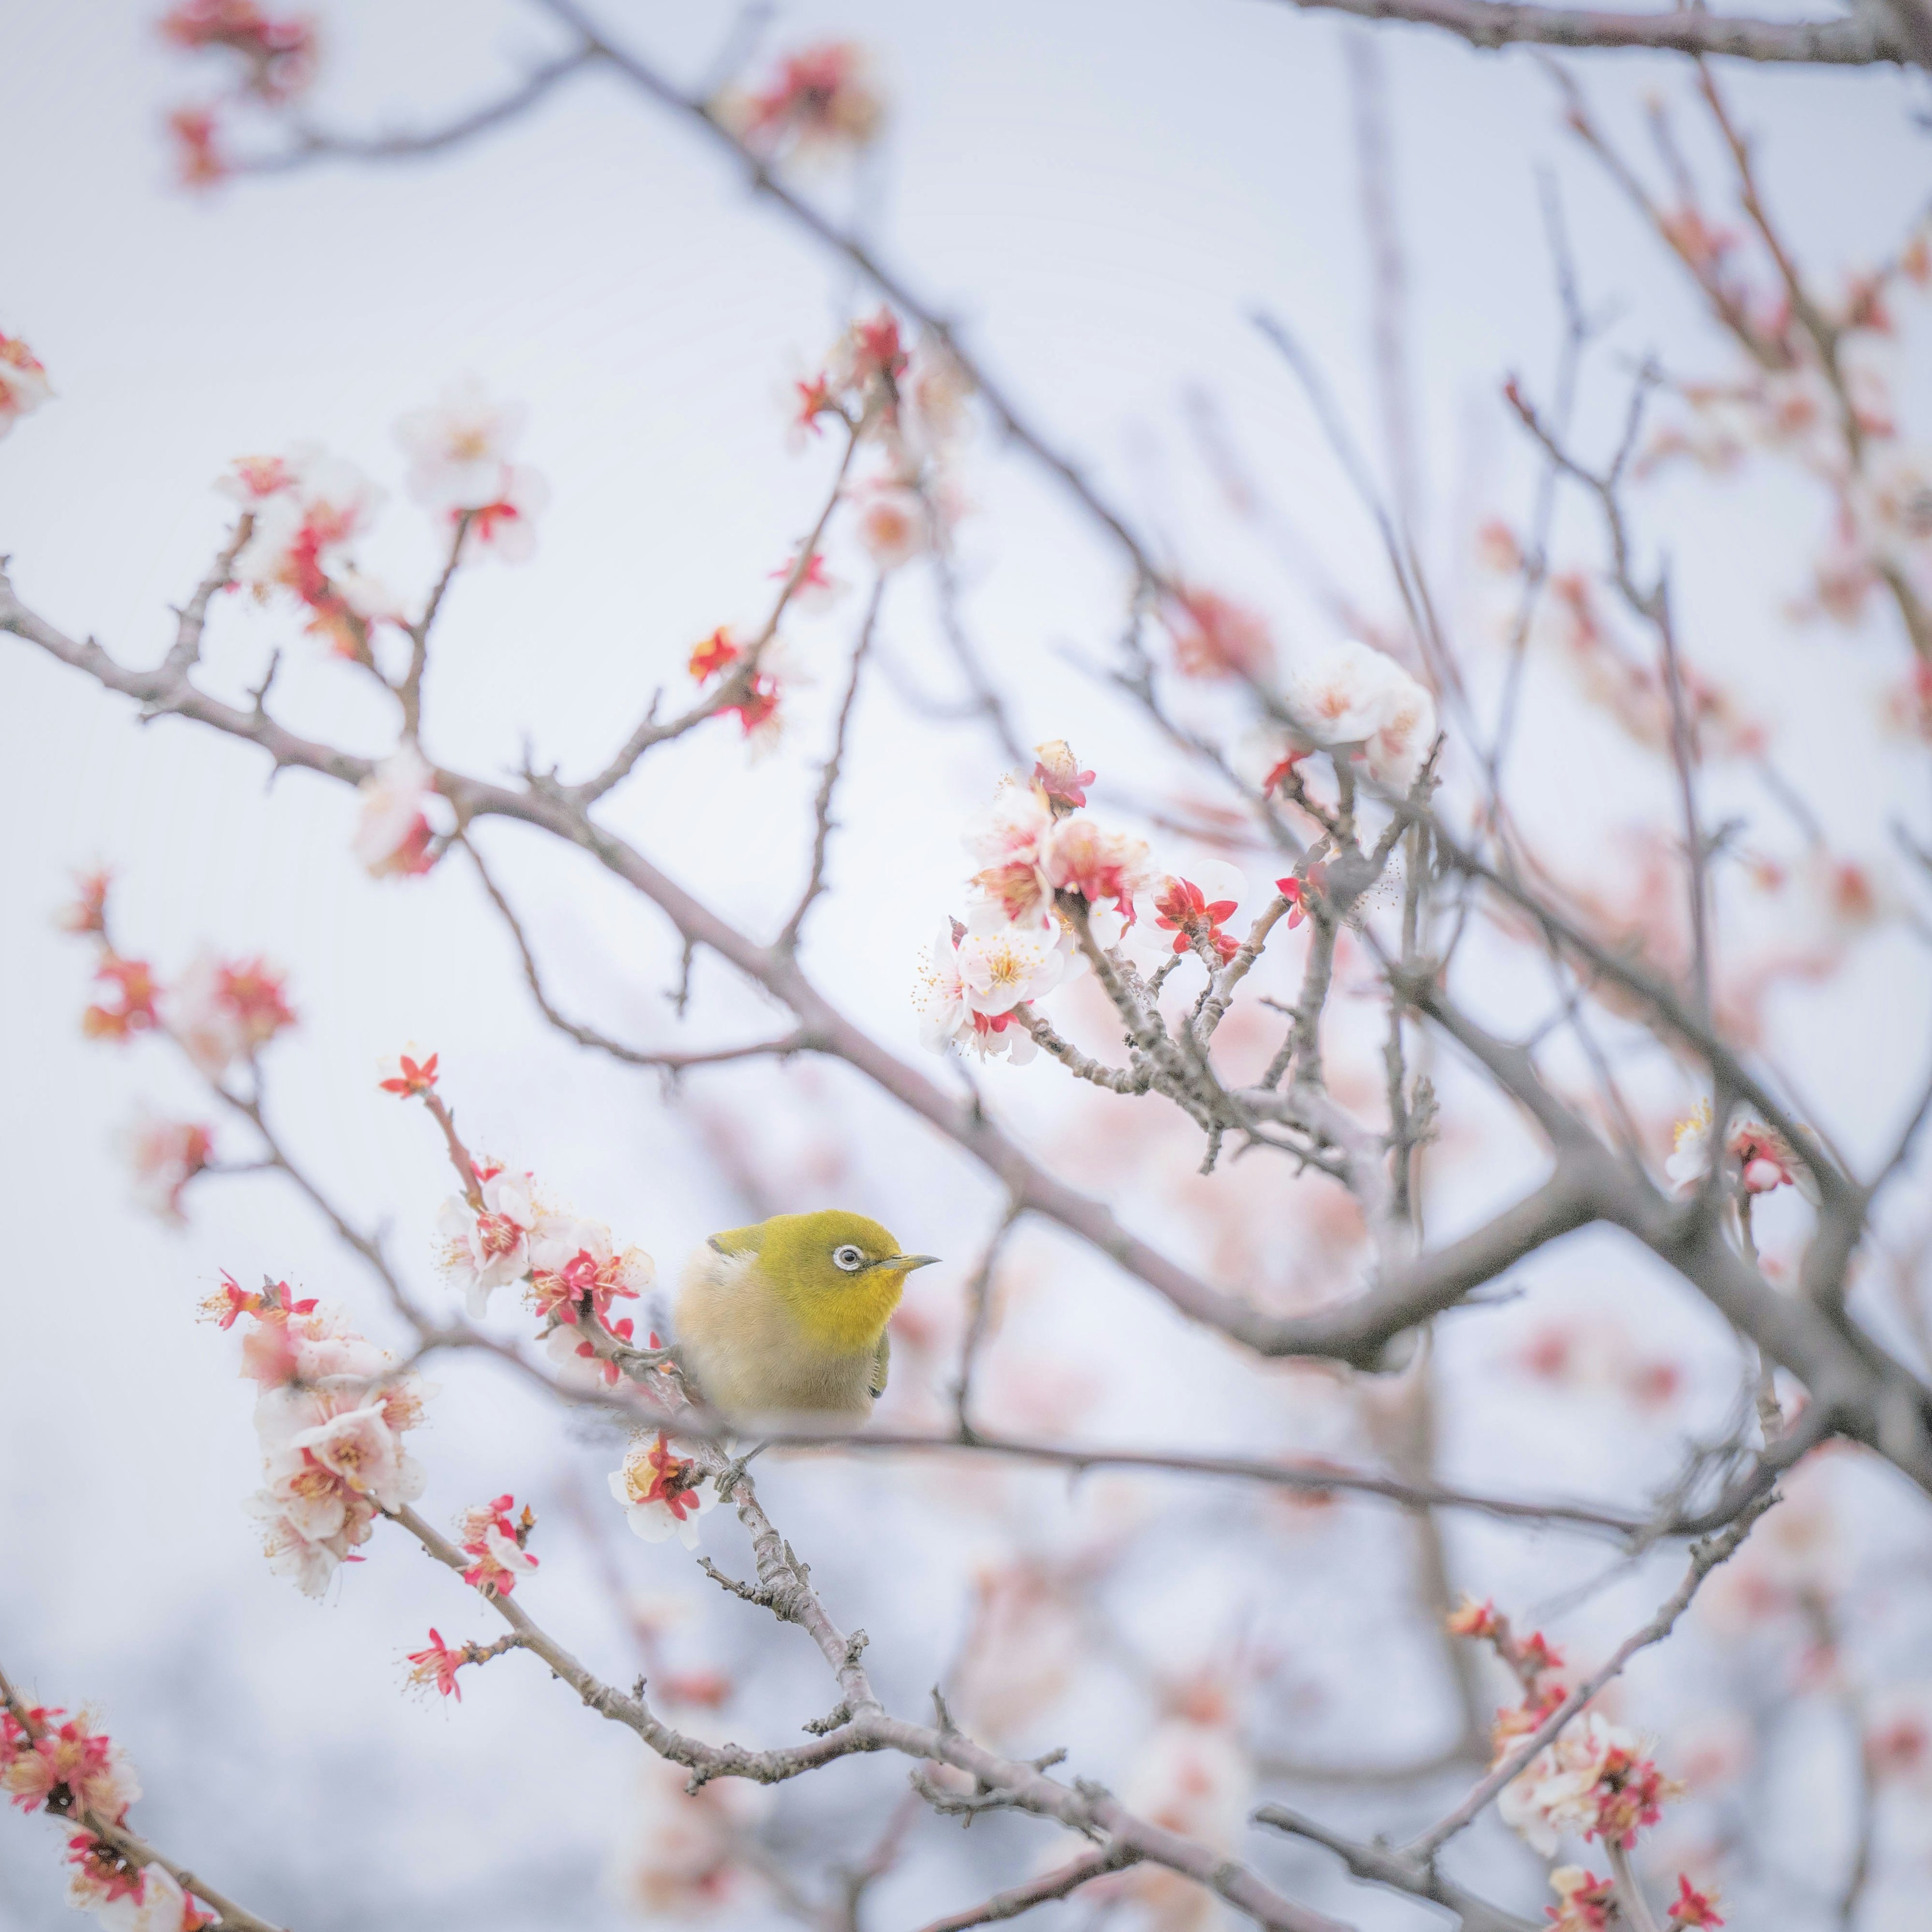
[60, 871, 299, 1224]
[159, 1, 319, 185]
[916, 741, 1157, 1062]
[209, 1275, 430, 1597]
[3, 1701, 210, 1930]
[456, 1493, 539, 1595]
[1447, 1597, 1686, 1861]
[719, 41, 883, 160]
[217, 380, 541, 668]
[0, 330, 51, 440]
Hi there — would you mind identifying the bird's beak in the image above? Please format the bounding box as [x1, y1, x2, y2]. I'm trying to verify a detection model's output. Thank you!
[877, 1254, 940, 1273]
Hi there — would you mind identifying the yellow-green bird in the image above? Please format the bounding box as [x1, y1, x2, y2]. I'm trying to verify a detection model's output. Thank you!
[673, 1210, 940, 1421]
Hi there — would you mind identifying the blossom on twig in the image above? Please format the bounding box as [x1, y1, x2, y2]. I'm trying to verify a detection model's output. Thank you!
[457, 1494, 539, 1596]
[0, 332, 51, 439]
[353, 745, 442, 878]
[609, 1434, 714, 1548]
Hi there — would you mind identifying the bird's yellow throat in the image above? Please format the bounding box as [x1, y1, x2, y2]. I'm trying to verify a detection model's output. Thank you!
[777, 1265, 906, 1353]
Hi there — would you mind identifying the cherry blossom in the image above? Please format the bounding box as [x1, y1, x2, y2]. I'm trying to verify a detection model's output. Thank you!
[457, 1495, 539, 1595]
[352, 745, 441, 879]
[118, 1112, 213, 1224]
[245, 1491, 370, 1598]
[0, 332, 51, 440]
[608, 1434, 715, 1548]
[167, 953, 295, 1076]
[526, 1217, 653, 1327]
[438, 1168, 542, 1313]
[394, 378, 528, 511]
[726, 42, 884, 159]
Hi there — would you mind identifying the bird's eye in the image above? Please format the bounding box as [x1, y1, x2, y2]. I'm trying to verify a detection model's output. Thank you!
[832, 1244, 866, 1272]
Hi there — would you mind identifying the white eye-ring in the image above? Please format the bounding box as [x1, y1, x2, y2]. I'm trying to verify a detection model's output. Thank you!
[832, 1243, 867, 1272]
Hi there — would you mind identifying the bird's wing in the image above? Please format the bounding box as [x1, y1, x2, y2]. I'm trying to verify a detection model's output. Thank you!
[869, 1329, 890, 1400]
[707, 1221, 766, 1257]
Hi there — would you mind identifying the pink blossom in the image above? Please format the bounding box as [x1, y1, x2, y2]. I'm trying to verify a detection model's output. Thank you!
[2, 1711, 140, 1823]
[1167, 589, 1274, 681]
[608, 1434, 715, 1548]
[965, 780, 1057, 928]
[526, 1217, 654, 1326]
[283, 1399, 427, 1512]
[1286, 640, 1434, 784]
[405, 1629, 468, 1701]
[118, 1111, 213, 1224]
[352, 745, 441, 879]
[851, 481, 931, 571]
[438, 1166, 538, 1316]
[726, 41, 884, 159]
[394, 378, 529, 511]
[915, 922, 1040, 1064]
[167, 952, 295, 1076]
[457, 1494, 538, 1594]
[1041, 813, 1153, 925]
[0, 332, 52, 439]
[1497, 1711, 1681, 1856]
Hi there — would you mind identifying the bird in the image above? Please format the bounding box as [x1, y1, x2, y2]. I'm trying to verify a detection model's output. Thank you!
[673, 1210, 940, 1422]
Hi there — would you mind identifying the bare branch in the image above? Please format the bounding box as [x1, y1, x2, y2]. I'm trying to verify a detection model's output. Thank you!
[913, 1844, 1140, 1932]
[1259, 0, 1911, 66]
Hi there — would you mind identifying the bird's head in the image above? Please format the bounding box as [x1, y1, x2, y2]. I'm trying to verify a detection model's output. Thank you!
[720, 1210, 939, 1349]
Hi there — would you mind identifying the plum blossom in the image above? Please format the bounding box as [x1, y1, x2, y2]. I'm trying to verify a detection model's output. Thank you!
[1665, 1099, 1819, 1201]
[223, 1287, 431, 1596]
[953, 913, 1067, 1017]
[437, 1165, 539, 1316]
[915, 922, 1040, 1064]
[965, 779, 1057, 928]
[1497, 1711, 1682, 1856]
[82, 956, 160, 1042]
[158, 2, 317, 103]
[352, 744, 441, 878]
[228, 446, 398, 657]
[607, 1752, 760, 1915]
[851, 480, 932, 571]
[167, 953, 294, 1076]
[609, 1434, 715, 1548]
[1286, 638, 1437, 789]
[283, 1400, 428, 1513]
[395, 378, 527, 510]
[725, 41, 883, 158]
[546, 1312, 640, 1389]
[70, 1853, 211, 1931]
[377, 1046, 438, 1097]
[0, 332, 51, 439]
[526, 1217, 654, 1327]
[1544, 1867, 1616, 1932]
[456, 1495, 538, 1595]
[1166, 588, 1274, 681]
[1153, 877, 1240, 963]
[2, 1710, 140, 1823]
[1032, 739, 1093, 809]
[406, 1629, 469, 1701]
[1041, 813, 1153, 927]
[119, 1112, 213, 1224]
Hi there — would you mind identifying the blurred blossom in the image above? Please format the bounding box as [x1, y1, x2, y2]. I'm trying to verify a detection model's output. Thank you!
[0, 331, 51, 438]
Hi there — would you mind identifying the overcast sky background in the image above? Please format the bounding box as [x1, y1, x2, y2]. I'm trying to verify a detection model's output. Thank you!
[3, 3, 1930, 1928]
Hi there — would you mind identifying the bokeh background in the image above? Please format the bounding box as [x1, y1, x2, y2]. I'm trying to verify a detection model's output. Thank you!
[3, 2, 1930, 1926]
